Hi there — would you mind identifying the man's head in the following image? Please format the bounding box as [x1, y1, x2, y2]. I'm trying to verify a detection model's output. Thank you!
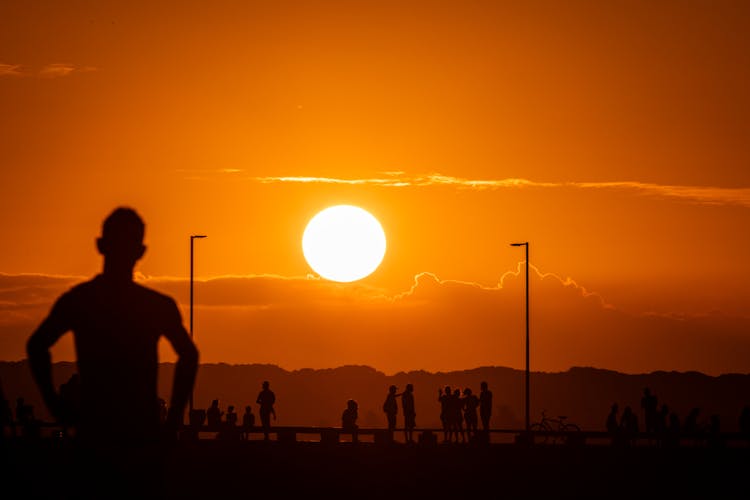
[97, 207, 146, 268]
[262, 381, 270, 389]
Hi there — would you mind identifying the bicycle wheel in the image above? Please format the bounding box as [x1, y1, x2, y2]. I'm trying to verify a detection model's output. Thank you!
[530, 423, 549, 444]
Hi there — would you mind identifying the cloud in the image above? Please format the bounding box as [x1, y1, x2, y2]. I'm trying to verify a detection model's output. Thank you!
[0, 63, 96, 79]
[254, 173, 750, 208]
[0, 64, 25, 77]
[38, 63, 96, 78]
[2, 269, 749, 375]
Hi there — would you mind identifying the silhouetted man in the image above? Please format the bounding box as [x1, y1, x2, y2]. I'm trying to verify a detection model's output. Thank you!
[383, 385, 399, 437]
[256, 380, 276, 440]
[401, 383, 416, 443]
[462, 387, 479, 440]
[439, 386, 451, 442]
[479, 381, 492, 432]
[27, 208, 199, 444]
[640, 387, 658, 435]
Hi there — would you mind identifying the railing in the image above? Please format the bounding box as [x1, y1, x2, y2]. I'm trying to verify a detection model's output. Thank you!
[6, 422, 750, 448]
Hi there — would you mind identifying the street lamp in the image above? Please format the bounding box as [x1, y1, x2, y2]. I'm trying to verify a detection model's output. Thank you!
[189, 234, 207, 412]
[510, 242, 530, 436]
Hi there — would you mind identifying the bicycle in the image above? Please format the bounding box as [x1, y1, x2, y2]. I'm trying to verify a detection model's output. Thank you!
[530, 410, 581, 444]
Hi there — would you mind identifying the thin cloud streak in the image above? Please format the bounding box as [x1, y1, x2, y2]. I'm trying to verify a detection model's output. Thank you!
[254, 173, 750, 208]
[0, 64, 24, 77]
[0, 63, 96, 78]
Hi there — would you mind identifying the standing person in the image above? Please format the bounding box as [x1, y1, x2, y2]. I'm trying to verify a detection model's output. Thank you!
[401, 384, 416, 444]
[606, 403, 619, 434]
[256, 380, 276, 441]
[462, 388, 479, 440]
[383, 385, 399, 438]
[620, 406, 639, 447]
[479, 381, 493, 433]
[25, 207, 199, 496]
[451, 388, 465, 443]
[438, 386, 452, 443]
[640, 387, 658, 435]
[26, 208, 198, 442]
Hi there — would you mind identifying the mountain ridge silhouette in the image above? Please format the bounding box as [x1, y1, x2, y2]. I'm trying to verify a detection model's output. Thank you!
[2, 360, 748, 432]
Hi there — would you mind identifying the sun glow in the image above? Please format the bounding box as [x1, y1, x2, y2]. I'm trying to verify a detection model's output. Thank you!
[302, 205, 386, 282]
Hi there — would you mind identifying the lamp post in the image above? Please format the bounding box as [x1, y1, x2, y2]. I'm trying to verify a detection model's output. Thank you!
[189, 234, 207, 413]
[510, 242, 530, 436]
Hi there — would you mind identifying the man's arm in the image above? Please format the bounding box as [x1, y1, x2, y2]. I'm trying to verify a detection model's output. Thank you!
[162, 299, 199, 428]
[26, 297, 71, 421]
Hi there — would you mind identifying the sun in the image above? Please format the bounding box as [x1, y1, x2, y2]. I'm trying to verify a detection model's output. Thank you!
[302, 205, 386, 282]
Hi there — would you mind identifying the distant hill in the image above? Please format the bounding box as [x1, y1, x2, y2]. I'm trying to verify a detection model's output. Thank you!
[1, 361, 748, 431]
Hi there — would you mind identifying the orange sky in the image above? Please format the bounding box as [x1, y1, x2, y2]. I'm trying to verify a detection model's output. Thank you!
[1, 1, 749, 374]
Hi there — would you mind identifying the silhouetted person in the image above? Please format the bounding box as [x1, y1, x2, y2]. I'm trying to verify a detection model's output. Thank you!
[400, 384, 416, 443]
[256, 380, 276, 440]
[219, 405, 240, 441]
[342, 399, 359, 443]
[640, 387, 658, 435]
[606, 403, 623, 446]
[620, 405, 638, 446]
[26, 208, 199, 498]
[450, 388, 465, 443]
[26, 208, 199, 445]
[655, 404, 670, 447]
[667, 412, 681, 448]
[684, 407, 701, 437]
[207, 399, 224, 429]
[383, 385, 398, 437]
[606, 403, 619, 434]
[479, 381, 492, 433]
[438, 386, 451, 442]
[226, 405, 238, 427]
[462, 387, 479, 440]
[707, 414, 723, 448]
[242, 405, 255, 440]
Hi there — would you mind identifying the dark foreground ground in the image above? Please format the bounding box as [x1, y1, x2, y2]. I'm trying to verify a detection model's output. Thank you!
[2, 438, 748, 499]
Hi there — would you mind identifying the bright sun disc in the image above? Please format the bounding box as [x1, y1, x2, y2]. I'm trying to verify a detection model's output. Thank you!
[302, 205, 386, 282]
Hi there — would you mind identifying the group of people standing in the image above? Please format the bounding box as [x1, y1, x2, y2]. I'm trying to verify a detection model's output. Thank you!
[438, 382, 493, 443]
[373, 381, 493, 444]
[382, 384, 417, 442]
